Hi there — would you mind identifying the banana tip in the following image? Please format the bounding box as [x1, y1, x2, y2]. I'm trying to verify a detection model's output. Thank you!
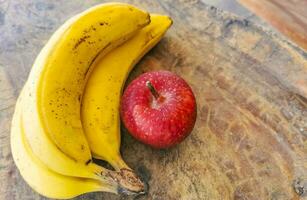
[167, 16, 173, 26]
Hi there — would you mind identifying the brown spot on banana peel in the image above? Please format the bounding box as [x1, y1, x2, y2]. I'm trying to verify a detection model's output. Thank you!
[73, 35, 90, 50]
[99, 22, 109, 26]
[85, 159, 92, 165]
[139, 14, 151, 28]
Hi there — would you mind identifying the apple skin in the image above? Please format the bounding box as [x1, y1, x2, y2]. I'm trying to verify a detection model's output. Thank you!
[120, 70, 197, 148]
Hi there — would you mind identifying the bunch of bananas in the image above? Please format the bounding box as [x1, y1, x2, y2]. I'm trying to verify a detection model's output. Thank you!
[10, 3, 172, 199]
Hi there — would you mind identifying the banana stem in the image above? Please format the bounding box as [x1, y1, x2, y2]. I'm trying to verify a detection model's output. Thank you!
[100, 168, 146, 195]
[91, 155, 144, 195]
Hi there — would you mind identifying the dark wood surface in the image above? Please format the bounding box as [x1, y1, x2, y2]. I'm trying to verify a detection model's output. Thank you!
[239, 0, 307, 51]
[0, 0, 306, 199]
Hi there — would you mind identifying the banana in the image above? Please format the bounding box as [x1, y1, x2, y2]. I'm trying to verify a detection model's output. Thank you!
[20, 3, 148, 193]
[81, 14, 172, 170]
[11, 96, 118, 199]
[21, 87, 106, 180]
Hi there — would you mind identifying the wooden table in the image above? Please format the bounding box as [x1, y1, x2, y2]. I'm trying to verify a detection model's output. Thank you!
[0, 0, 306, 199]
[239, 0, 307, 51]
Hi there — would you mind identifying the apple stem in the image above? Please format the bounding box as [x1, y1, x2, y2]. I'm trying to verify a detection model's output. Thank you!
[146, 81, 160, 99]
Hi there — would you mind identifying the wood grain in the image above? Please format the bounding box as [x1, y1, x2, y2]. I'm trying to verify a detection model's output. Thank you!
[0, 0, 306, 199]
[239, 0, 307, 51]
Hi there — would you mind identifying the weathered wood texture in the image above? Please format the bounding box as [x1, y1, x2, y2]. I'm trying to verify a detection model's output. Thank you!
[239, 0, 307, 51]
[0, 0, 306, 200]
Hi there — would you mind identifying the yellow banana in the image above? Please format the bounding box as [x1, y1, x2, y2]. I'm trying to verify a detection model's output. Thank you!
[21, 87, 106, 180]
[11, 98, 118, 199]
[81, 14, 172, 170]
[20, 3, 148, 193]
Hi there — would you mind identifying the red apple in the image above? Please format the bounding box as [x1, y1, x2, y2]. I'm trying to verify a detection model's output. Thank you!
[120, 70, 197, 148]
